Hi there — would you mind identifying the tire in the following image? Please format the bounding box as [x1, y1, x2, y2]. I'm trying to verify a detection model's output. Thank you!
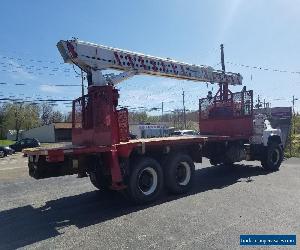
[261, 143, 283, 171]
[89, 169, 112, 191]
[209, 158, 219, 166]
[28, 163, 45, 179]
[88, 159, 112, 191]
[0, 151, 5, 158]
[127, 157, 164, 204]
[89, 171, 102, 190]
[164, 154, 195, 194]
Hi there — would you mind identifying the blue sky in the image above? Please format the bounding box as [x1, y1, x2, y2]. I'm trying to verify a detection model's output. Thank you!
[0, 0, 300, 114]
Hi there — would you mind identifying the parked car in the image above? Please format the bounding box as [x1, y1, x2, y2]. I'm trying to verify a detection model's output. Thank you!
[129, 131, 137, 139]
[171, 130, 198, 136]
[10, 138, 40, 152]
[0, 150, 5, 158]
[0, 146, 15, 156]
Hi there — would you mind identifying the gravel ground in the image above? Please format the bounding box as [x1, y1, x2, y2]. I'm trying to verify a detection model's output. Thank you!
[0, 154, 299, 249]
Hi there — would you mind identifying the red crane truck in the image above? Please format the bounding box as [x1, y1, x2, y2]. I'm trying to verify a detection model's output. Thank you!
[24, 39, 283, 204]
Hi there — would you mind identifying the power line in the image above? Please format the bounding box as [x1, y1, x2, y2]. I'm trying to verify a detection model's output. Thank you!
[0, 81, 81, 87]
[0, 67, 80, 78]
[0, 56, 79, 78]
[226, 61, 300, 75]
[0, 54, 64, 65]
[0, 98, 73, 102]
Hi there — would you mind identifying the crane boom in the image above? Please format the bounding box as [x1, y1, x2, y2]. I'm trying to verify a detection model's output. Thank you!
[57, 39, 242, 86]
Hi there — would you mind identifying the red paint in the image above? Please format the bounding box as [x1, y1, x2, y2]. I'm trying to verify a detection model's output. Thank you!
[72, 85, 124, 146]
[150, 60, 158, 71]
[66, 41, 78, 58]
[199, 89, 254, 137]
[171, 63, 177, 74]
[117, 109, 129, 142]
[114, 52, 122, 66]
[25, 82, 256, 191]
[199, 117, 253, 137]
[127, 55, 134, 68]
[139, 56, 146, 69]
[103, 147, 125, 190]
[47, 149, 64, 162]
[180, 65, 186, 75]
[161, 61, 166, 72]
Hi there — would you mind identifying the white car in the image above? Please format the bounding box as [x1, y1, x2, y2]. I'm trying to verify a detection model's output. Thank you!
[172, 130, 198, 136]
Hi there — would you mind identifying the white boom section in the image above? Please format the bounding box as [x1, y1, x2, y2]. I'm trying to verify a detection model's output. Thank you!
[57, 39, 242, 86]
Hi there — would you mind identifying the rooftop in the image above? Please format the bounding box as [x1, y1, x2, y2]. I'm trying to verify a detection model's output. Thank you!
[53, 123, 72, 129]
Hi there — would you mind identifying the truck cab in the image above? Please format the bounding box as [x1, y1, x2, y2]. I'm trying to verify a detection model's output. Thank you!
[251, 114, 282, 147]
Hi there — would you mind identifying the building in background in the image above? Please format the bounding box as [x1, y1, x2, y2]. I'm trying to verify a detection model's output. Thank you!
[21, 123, 72, 143]
[129, 123, 171, 139]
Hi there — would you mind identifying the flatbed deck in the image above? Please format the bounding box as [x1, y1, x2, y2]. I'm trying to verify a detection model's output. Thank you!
[121, 135, 231, 144]
[23, 134, 247, 159]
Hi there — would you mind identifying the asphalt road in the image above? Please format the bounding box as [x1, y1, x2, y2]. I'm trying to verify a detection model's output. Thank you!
[0, 154, 299, 249]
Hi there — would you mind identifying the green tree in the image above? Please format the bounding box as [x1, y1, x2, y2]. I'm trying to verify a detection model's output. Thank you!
[23, 104, 40, 130]
[64, 112, 72, 122]
[128, 111, 148, 123]
[3, 103, 41, 140]
[51, 110, 64, 123]
[0, 105, 5, 139]
[4, 103, 26, 141]
[40, 102, 54, 125]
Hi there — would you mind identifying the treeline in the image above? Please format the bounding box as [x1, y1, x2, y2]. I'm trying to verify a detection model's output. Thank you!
[286, 115, 300, 157]
[0, 103, 201, 140]
[0, 103, 70, 140]
[128, 109, 199, 130]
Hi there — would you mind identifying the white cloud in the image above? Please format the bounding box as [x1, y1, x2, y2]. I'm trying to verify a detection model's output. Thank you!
[39, 84, 61, 93]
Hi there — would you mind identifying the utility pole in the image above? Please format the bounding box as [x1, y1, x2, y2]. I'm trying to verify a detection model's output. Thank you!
[220, 44, 228, 101]
[220, 44, 225, 72]
[81, 70, 85, 98]
[161, 101, 164, 121]
[182, 90, 186, 129]
[292, 95, 298, 134]
[292, 95, 295, 115]
[81, 69, 85, 120]
[256, 95, 262, 109]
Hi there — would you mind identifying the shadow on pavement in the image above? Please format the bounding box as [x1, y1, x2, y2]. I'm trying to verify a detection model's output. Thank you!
[0, 163, 270, 249]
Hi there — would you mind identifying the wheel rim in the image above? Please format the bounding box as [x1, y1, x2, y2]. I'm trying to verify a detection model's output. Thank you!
[176, 162, 191, 186]
[271, 148, 280, 165]
[138, 167, 158, 195]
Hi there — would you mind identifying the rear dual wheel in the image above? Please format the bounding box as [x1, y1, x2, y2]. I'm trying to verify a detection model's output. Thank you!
[126, 154, 195, 204]
[127, 157, 164, 204]
[164, 154, 195, 194]
[89, 160, 112, 192]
